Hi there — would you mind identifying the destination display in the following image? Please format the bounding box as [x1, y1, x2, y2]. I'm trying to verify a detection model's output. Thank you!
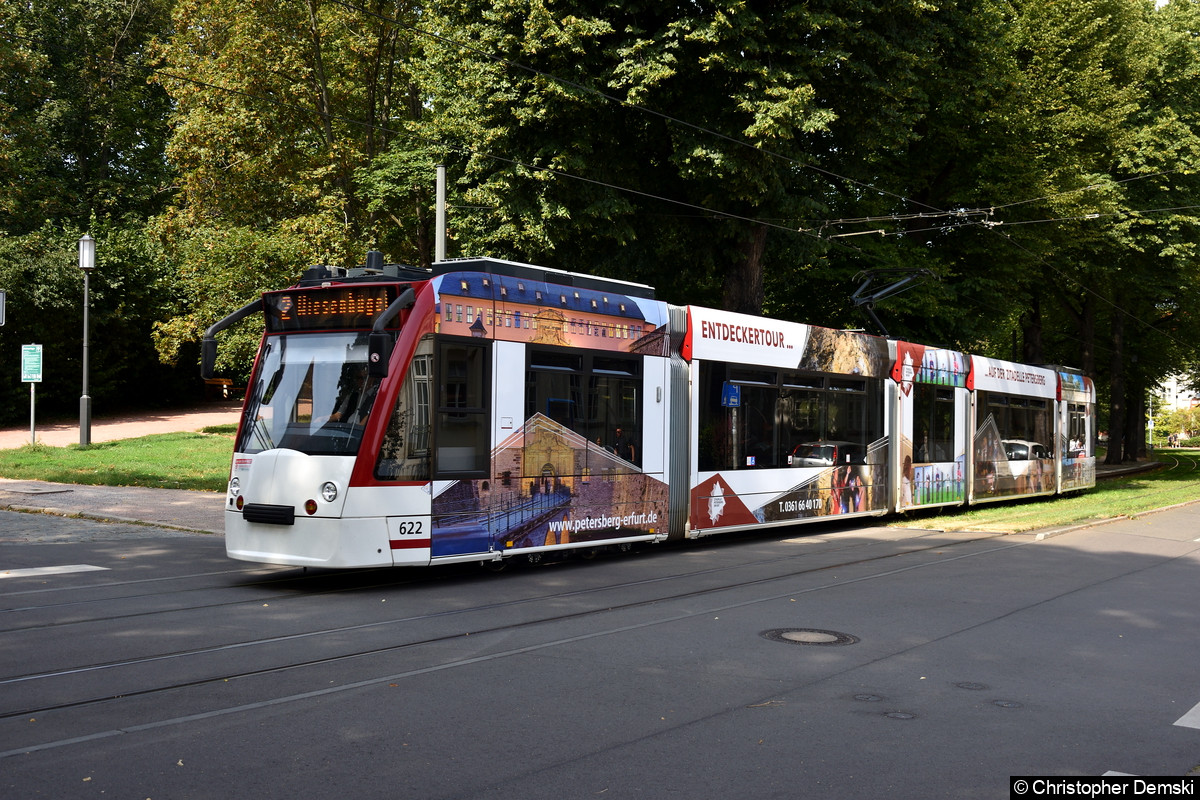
[264, 285, 395, 332]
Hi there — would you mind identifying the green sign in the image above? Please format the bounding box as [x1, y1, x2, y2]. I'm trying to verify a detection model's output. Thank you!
[21, 344, 42, 383]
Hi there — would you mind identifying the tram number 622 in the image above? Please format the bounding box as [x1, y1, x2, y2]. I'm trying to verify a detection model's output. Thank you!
[392, 520, 424, 536]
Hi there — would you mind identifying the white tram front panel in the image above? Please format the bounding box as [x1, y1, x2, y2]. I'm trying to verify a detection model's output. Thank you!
[225, 450, 433, 568]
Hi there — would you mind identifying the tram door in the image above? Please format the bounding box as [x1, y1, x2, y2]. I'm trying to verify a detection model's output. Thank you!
[429, 336, 494, 557]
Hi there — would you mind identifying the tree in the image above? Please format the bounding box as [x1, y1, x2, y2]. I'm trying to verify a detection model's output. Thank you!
[419, 0, 975, 310]
[0, 0, 174, 235]
[0, 0, 179, 425]
[154, 0, 433, 374]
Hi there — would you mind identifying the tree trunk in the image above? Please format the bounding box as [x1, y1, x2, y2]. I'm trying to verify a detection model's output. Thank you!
[721, 223, 768, 315]
[1105, 311, 1125, 465]
[1124, 374, 1145, 461]
[1022, 295, 1043, 364]
[1080, 293, 1096, 378]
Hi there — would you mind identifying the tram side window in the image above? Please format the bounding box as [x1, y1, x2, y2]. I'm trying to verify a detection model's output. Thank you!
[1067, 403, 1088, 455]
[589, 356, 641, 466]
[375, 335, 433, 481]
[913, 385, 955, 462]
[434, 338, 490, 477]
[525, 350, 582, 430]
[978, 392, 1052, 457]
[739, 382, 779, 469]
[778, 376, 824, 458]
[526, 347, 642, 467]
[697, 363, 882, 471]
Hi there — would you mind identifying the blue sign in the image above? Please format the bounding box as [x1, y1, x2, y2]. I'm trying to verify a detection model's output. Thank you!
[721, 382, 741, 408]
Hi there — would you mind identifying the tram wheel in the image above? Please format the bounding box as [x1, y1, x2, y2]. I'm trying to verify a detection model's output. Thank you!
[616, 542, 633, 554]
[525, 552, 544, 566]
[481, 558, 508, 573]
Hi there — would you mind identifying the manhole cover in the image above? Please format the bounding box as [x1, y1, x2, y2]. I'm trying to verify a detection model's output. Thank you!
[761, 628, 859, 646]
[884, 711, 917, 720]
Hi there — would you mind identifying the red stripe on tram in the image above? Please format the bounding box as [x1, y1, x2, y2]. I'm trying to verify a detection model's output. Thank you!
[390, 539, 431, 550]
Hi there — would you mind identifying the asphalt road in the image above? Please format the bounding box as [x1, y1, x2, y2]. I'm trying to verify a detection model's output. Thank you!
[2, 505, 1199, 799]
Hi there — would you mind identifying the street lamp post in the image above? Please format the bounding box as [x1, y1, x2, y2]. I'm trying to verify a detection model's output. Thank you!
[79, 234, 95, 446]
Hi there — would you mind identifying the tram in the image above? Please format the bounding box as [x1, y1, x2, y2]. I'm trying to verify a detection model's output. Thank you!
[202, 253, 1096, 568]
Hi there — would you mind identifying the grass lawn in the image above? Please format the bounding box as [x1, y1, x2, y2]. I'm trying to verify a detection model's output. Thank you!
[0, 426, 237, 492]
[888, 450, 1200, 533]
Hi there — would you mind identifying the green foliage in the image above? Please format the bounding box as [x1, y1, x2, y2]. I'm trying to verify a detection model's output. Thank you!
[152, 0, 433, 373]
[0, 0, 175, 234]
[0, 219, 187, 425]
[156, 0, 428, 263]
[150, 225, 311, 378]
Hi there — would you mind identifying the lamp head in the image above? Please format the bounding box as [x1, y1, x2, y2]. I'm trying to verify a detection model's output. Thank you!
[78, 234, 95, 271]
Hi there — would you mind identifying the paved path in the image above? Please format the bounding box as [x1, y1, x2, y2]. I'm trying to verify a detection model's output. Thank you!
[0, 401, 243, 450]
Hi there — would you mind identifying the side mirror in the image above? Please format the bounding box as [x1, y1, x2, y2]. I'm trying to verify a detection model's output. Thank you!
[368, 331, 393, 378]
[201, 338, 218, 379]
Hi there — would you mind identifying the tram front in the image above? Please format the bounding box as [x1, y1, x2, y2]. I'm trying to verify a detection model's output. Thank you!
[211, 279, 431, 568]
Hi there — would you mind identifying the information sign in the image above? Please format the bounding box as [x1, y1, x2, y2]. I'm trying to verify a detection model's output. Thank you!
[721, 381, 741, 408]
[21, 344, 43, 383]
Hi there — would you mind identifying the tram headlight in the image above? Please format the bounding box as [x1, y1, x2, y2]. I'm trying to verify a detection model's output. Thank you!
[228, 476, 241, 497]
[320, 481, 338, 503]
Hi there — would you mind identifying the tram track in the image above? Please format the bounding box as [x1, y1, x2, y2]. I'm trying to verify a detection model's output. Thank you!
[0, 565, 419, 630]
[0, 520, 954, 633]
[0, 526, 1012, 724]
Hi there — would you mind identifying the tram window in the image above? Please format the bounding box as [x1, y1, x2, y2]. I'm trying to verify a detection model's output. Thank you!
[913, 385, 955, 463]
[434, 338, 490, 477]
[740, 385, 779, 468]
[1067, 403, 1088, 455]
[729, 367, 774, 385]
[779, 387, 824, 458]
[526, 347, 642, 468]
[825, 384, 881, 451]
[527, 369, 581, 428]
[593, 356, 637, 376]
[781, 373, 824, 390]
[697, 362, 882, 471]
[376, 336, 433, 481]
[589, 373, 640, 465]
[529, 350, 580, 372]
[976, 391, 1051, 454]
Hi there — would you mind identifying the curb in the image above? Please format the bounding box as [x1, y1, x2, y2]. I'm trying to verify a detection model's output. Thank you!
[0, 502, 221, 536]
[1033, 496, 1200, 540]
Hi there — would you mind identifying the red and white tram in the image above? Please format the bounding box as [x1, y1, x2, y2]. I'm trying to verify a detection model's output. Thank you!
[202, 254, 1096, 568]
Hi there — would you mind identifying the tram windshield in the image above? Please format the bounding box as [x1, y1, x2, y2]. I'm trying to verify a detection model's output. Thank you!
[236, 332, 381, 456]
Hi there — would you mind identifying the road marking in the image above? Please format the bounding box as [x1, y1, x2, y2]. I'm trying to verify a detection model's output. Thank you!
[1173, 700, 1200, 729]
[0, 565, 109, 579]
